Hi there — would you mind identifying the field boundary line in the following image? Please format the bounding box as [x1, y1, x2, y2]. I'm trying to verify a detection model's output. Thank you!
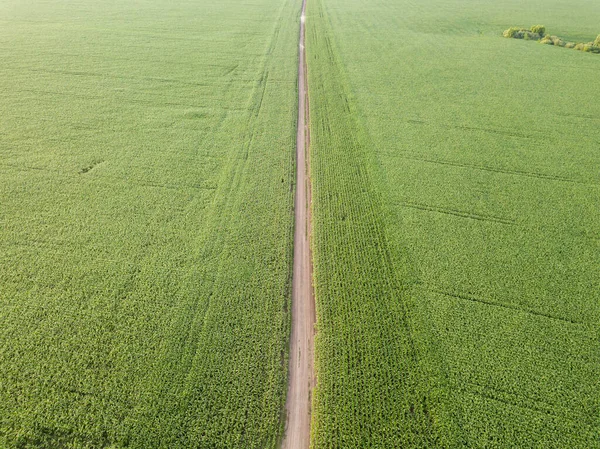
[426, 287, 584, 325]
[394, 153, 594, 186]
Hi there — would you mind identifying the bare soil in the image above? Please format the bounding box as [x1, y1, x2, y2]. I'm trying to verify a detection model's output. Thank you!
[281, 0, 315, 448]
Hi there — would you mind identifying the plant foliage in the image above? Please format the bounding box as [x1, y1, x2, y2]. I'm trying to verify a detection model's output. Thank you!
[309, 0, 600, 447]
[504, 25, 600, 54]
[0, 0, 300, 447]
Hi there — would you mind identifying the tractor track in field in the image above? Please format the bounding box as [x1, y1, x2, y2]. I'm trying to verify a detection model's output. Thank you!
[281, 0, 315, 447]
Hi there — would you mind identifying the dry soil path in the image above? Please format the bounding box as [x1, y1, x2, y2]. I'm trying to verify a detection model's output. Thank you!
[281, 0, 315, 447]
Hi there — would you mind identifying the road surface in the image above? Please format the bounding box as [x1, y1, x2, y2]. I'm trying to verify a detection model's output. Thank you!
[281, 0, 315, 448]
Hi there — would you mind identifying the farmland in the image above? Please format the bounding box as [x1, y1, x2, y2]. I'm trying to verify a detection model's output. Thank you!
[2, 0, 600, 447]
[307, 0, 600, 447]
[0, 0, 300, 447]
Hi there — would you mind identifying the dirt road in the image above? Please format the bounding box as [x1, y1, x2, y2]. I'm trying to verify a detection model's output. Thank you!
[281, 0, 315, 448]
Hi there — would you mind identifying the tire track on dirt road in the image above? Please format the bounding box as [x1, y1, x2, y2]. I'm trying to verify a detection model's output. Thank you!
[281, 0, 315, 447]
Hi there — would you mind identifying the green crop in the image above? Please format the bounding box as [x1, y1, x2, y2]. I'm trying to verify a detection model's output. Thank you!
[306, 0, 457, 447]
[2, 0, 599, 447]
[307, 0, 600, 447]
[0, 0, 300, 447]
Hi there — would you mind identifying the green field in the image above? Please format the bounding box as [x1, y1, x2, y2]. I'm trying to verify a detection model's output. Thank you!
[0, 0, 299, 447]
[2, 0, 599, 447]
[307, 0, 600, 447]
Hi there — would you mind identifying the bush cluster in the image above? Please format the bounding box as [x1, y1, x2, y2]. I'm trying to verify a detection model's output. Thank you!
[530, 25, 546, 36]
[574, 42, 600, 53]
[540, 35, 567, 47]
[503, 25, 545, 40]
[503, 25, 600, 54]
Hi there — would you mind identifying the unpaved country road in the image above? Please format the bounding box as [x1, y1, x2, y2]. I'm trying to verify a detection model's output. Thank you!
[281, 0, 315, 447]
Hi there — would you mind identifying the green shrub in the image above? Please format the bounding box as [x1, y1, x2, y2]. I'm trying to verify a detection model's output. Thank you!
[507, 29, 540, 40]
[504, 26, 598, 54]
[528, 31, 542, 40]
[588, 45, 600, 54]
[503, 27, 520, 38]
[530, 25, 546, 36]
[573, 42, 600, 53]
